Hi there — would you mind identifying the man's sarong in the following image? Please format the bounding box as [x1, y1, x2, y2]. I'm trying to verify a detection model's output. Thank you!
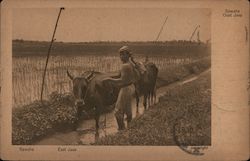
[115, 84, 135, 112]
[114, 84, 135, 129]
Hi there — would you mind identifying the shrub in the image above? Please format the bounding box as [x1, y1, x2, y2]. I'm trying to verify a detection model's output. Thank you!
[12, 93, 77, 145]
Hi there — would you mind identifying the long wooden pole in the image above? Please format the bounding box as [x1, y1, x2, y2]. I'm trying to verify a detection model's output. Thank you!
[40, 7, 65, 102]
[155, 16, 168, 41]
[189, 25, 200, 41]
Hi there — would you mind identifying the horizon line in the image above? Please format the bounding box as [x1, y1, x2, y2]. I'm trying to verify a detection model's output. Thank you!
[12, 39, 207, 43]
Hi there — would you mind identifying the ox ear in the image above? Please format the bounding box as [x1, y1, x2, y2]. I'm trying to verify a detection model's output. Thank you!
[85, 71, 94, 82]
[66, 70, 74, 80]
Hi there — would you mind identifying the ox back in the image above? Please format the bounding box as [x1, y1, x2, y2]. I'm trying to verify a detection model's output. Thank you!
[84, 71, 120, 107]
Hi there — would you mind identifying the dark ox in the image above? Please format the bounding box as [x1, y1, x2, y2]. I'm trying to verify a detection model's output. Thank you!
[67, 70, 120, 132]
[67, 62, 158, 132]
[135, 62, 158, 112]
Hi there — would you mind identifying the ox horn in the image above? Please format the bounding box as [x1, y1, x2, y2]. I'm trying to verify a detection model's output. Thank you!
[66, 70, 74, 80]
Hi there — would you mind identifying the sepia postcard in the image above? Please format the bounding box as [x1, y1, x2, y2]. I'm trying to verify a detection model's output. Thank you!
[0, 0, 249, 160]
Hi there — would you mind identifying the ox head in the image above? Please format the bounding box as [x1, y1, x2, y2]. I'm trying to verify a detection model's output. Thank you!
[67, 70, 94, 107]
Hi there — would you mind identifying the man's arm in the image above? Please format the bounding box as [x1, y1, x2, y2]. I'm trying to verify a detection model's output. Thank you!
[108, 71, 121, 79]
[106, 64, 133, 88]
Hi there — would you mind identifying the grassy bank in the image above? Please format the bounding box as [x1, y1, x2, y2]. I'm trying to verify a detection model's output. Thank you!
[156, 57, 210, 87]
[12, 93, 77, 145]
[12, 58, 210, 145]
[95, 71, 211, 145]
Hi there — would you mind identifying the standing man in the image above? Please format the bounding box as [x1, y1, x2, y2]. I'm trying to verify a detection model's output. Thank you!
[103, 46, 138, 130]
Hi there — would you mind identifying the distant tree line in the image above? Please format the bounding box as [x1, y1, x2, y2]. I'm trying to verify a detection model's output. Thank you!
[13, 39, 211, 57]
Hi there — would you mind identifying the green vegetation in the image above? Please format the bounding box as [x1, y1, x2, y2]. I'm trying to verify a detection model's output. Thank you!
[95, 71, 211, 145]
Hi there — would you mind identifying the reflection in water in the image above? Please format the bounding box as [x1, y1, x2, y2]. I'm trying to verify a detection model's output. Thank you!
[77, 93, 152, 145]
[35, 88, 160, 145]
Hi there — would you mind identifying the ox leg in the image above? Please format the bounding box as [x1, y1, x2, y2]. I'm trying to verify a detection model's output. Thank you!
[146, 91, 150, 108]
[147, 92, 151, 107]
[94, 107, 100, 137]
[143, 94, 147, 110]
[94, 109, 100, 142]
[150, 91, 154, 106]
[153, 89, 157, 104]
[95, 130, 99, 142]
[73, 106, 84, 130]
[135, 91, 139, 115]
[147, 93, 150, 107]
[115, 111, 125, 131]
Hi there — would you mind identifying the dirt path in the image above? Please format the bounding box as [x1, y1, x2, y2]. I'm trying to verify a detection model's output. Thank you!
[34, 68, 211, 145]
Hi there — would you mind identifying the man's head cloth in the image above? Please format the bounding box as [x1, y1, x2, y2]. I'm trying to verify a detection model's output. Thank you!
[119, 46, 131, 56]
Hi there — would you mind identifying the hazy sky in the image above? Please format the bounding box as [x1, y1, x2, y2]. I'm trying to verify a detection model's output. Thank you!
[13, 8, 210, 42]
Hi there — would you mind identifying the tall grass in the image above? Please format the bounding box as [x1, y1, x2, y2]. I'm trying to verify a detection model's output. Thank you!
[13, 55, 196, 108]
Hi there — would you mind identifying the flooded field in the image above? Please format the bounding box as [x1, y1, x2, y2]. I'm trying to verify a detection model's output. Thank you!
[13, 55, 195, 107]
